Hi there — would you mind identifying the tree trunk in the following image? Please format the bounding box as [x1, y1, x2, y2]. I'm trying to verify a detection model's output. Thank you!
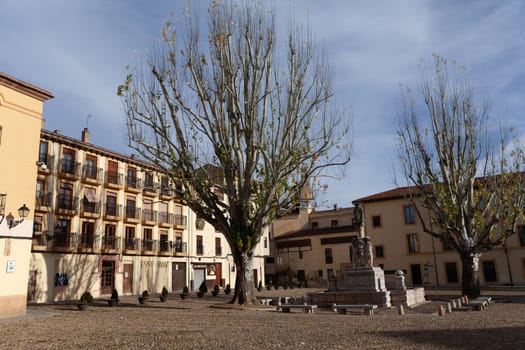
[229, 251, 258, 305]
[460, 252, 481, 298]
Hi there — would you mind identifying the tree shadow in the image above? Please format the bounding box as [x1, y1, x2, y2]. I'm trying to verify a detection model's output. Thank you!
[380, 327, 525, 349]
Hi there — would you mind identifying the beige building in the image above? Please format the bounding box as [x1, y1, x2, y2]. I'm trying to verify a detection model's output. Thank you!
[269, 185, 525, 289]
[355, 187, 525, 288]
[0, 73, 53, 317]
[29, 127, 269, 303]
[269, 201, 358, 287]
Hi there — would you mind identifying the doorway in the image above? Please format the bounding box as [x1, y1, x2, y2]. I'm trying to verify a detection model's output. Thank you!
[194, 268, 205, 291]
[172, 262, 186, 291]
[410, 264, 422, 286]
[101, 260, 115, 294]
[27, 270, 37, 302]
[123, 263, 133, 294]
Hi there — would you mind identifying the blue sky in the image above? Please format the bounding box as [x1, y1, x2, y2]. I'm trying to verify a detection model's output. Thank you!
[2, 0, 525, 209]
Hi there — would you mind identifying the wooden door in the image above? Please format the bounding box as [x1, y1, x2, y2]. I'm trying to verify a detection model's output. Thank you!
[123, 263, 133, 294]
[253, 269, 258, 288]
[101, 260, 115, 294]
[214, 263, 222, 287]
[172, 262, 186, 291]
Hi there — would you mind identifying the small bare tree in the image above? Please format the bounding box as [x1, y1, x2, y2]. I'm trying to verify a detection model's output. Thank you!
[397, 55, 525, 298]
[118, 1, 350, 304]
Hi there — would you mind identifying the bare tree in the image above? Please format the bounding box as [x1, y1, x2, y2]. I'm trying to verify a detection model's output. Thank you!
[118, 1, 350, 304]
[397, 55, 525, 298]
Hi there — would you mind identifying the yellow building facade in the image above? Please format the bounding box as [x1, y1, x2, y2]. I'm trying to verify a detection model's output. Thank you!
[0, 73, 53, 318]
[29, 128, 269, 302]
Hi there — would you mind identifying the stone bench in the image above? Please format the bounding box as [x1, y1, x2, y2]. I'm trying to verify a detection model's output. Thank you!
[281, 303, 317, 313]
[469, 297, 492, 311]
[331, 303, 378, 316]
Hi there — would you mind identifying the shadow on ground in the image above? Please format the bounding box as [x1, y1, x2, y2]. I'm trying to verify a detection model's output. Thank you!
[379, 326, 525, 349]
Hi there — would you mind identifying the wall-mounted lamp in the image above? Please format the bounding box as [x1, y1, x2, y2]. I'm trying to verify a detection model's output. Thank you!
[6, 204, 30, 229]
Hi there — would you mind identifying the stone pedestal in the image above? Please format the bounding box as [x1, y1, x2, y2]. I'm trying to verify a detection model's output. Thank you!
[341, 267, 387, 291]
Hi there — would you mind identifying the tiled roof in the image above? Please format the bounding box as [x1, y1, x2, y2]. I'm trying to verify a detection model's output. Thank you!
[353, 185, 426, 204]
[275, 224, 357, 240]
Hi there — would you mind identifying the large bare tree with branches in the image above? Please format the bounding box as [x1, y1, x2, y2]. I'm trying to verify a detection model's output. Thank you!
[118, 1, 350, 304]
[397, 55, 525, 298]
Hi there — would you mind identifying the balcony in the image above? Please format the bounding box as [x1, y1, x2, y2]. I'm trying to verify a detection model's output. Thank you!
[104, 204, 122, 220]
[123, 237, 140, 253]
[82, 165, 103, 184]
[37, 154, 53, 173]
[158, 212, 171, 226]
[32, 232, 50, 251]
[142, 239, 157, 255]
[105, 171, 123, 188]
[142, 209, 157, 224]
[35, 192, 52, 211]
[158, 240, 172, 256]
[174, 241, 187, 256]
[125, 176, 142, 193]
[78, 233, 100, 252]
[174, 214, 187, 227]
[160, 187, 174, 199]
[125, 206, 141, 222]
[143, 182, 158, 196]
[56, 196, 79, 215]
[101, 235, 121, 253]
[58, 160, 81, 179]
[80, 201, 101, 218]
[52, 232, 77, 252]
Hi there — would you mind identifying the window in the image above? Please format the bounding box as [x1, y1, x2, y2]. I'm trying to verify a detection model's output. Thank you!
[127, 166, 137, 188]
[104, 224, 116, 248]
[126, 197, 137, 219]
[36, 179, 49, 207]
[38, 141, 48, 164]
[407, 234, 419, 253]
[196, 235, 203, 255]
[144, 172, 154, 190]
[372, 215, 381, 227]
[518, 226, 525, 247]
[58, 182, 74, 210]
[107, 160, 119, 184]
[299, 251, 303, 259]
[83, 188, 97, 213]
[160, 230, 169, 252]
[442, 233, 454, 251]
[143, 228, 153, 251]
[125, 226, 135, 249]
[159, 202, 169, 224]
[325, 248, 333, 264]
[264, 237, 268, 248]
[311, 222, 319, 229]
[54, 219, 71, 247]
[143, 199, 154, 221]
[33, 214, 43, 233]
[61, 149, 76, 174]
[85, 155, 97, 179]
[318, 270, 323, 278]
[375, 245, 384, 258]
[174, 205, 185, 225]
[80, 221, 95, 248]
[106, 192, 117, 216]
[445, 262, 459, 283]
[174, 232, 183, 253]
[215, 237, 222, 256]
[331, 220, 338, 228]
[482, 261, 497, 282]
[404, 205, 416, 224]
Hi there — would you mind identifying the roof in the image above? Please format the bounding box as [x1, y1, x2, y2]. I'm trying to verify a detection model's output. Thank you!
[0, 72, 53, 101]
[353, 185, 431, 204]
[275, 224, 357, 240]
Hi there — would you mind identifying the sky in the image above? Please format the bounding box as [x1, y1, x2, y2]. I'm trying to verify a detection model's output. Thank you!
[2, 0, 525, 209]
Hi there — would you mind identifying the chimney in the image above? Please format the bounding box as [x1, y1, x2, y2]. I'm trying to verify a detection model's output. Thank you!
[81, 128, 90, 143]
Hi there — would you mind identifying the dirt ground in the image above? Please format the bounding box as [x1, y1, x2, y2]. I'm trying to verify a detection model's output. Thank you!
[1, 288, 524, 350]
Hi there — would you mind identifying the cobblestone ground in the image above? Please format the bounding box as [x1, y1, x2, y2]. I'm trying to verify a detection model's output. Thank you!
[1, 289, 524, 350]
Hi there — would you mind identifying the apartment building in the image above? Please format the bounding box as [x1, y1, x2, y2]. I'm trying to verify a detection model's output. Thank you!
[269, 200, 358, 287]
[355, 187, 525, 288]
[29, 128, 269, 302]
[0, 73, 53, 317]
